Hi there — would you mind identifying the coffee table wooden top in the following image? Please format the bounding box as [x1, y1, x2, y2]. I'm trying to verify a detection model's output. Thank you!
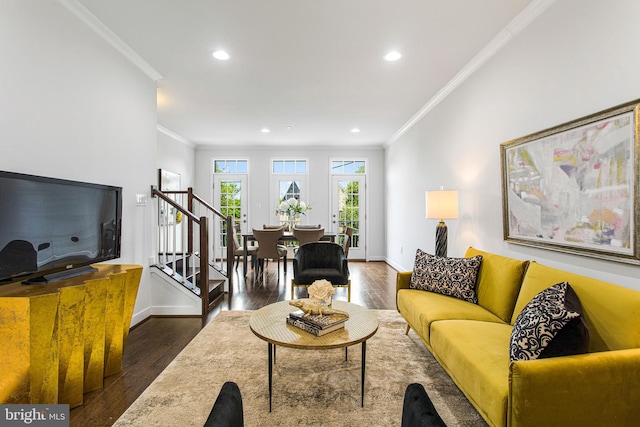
[249, 300, 378, 350]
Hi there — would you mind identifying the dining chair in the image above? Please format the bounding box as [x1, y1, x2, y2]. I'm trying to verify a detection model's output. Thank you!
[292, 226, 324, 246]
[232, 224, 257, 272]
[342, 226, 355, 258]
[252, 227, 287, 281]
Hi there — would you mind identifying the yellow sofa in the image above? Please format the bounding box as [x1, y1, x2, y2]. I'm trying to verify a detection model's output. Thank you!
[396, 247, 640, 427]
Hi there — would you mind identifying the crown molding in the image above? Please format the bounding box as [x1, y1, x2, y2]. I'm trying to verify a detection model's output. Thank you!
[157, 125, 196, 148]
[57, 0, 163, 81]
[384, 0, 556, 148]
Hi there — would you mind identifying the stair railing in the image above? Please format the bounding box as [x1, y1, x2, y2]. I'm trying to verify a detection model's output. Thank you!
[152, 188, 233, 320]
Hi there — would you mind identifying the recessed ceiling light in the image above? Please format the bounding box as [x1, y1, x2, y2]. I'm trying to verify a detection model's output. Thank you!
[212, 50, 230, 60]
[261, 128, 270, 133]
[383, 51, 402, 61]
[351, 128, 360, 133]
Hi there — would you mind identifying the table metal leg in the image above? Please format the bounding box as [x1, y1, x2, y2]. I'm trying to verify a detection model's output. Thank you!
[268, 342, 273, 412]
[361, 341, 366, 407]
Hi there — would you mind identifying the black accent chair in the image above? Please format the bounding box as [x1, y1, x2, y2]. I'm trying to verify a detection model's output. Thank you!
[203, 382, 244, 427]
[291, 242, 350, 300]
[401, 383, 447, 427]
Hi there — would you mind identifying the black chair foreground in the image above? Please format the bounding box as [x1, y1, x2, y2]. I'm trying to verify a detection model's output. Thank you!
[401, 383, 447, 427]
[203, 382, 244, 427]
[291, 242, 350, 300]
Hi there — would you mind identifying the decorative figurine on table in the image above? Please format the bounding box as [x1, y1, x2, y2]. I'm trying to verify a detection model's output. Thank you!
[289, 279, 349, 318]
[308, 279, 335, 306]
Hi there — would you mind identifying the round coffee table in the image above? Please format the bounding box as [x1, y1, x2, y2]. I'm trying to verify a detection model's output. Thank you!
[249, 300, 379, 411]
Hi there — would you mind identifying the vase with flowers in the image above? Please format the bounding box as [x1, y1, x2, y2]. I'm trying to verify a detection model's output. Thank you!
[275, 197, 312, 231]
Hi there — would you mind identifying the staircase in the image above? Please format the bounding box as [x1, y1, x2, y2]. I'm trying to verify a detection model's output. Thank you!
[151, 187, 233, 322]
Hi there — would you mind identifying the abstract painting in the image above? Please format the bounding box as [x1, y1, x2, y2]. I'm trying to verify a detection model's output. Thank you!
[501, 100, 640, 264]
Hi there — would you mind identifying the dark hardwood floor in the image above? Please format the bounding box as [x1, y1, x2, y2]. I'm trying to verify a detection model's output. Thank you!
[69, 260, 399, 426]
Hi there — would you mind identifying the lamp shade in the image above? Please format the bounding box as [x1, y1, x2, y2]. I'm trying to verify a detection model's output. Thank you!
[426, 190, 459, 220]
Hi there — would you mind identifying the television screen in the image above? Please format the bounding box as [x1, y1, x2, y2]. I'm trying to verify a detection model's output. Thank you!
[0, 171, 122, 283]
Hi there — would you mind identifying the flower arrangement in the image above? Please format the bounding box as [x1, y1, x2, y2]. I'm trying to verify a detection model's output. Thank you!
[275, 198, 312, 217]
[308, 279, 336, 306]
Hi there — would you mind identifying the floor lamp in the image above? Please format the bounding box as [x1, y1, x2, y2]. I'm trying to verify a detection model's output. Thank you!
[426, 189, 459, 258]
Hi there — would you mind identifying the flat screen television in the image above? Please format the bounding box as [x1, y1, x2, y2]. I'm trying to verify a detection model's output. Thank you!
[0, 170, 122, 284]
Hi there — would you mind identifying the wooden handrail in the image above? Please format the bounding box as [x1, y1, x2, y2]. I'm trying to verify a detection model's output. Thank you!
[191, 191, 226, 218]
[152, 189, 200, 223]
[153, 187, 234, 318]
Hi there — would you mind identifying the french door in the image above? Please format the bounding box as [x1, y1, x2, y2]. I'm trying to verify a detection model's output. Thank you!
[213, 175, 248, 247]
[331, 175, 365, 259]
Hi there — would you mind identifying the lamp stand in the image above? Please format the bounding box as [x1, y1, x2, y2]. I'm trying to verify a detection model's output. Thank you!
[435, 220, 448, 258]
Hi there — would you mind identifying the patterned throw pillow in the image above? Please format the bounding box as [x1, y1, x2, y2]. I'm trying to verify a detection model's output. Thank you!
[510, 282, 589, 362]
[409, 249, 482, 304]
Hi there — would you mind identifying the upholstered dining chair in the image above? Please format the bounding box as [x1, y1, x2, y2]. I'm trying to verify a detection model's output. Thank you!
[342, 226, 355, 258]
[291, 242, 350, 301]
[232, 225, 257, 272]
[292, 226, 324, 246]
[252, 227, 287, 280]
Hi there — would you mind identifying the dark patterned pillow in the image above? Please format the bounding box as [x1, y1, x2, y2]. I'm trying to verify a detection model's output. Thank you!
[409, 249, 482, 304]
[510, 282, 589, 362]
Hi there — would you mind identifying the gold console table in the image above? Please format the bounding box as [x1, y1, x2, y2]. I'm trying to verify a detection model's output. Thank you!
[0, 264, 143, 408]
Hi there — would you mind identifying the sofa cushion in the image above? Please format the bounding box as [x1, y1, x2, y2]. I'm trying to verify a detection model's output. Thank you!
[464, 247, 529, 323]
[512, 262, 640, 352]
[410, 249, 482, 303]
[397, 289, 505, 348]
[510, 282, 589, 361]
[429, 320, 513, 427]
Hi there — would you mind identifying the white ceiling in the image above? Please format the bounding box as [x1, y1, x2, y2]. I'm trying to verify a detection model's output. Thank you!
[75, 0, 537, 147]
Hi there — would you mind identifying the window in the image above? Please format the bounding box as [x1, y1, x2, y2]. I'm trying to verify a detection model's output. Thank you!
[273, 160, 307, 174]
[214, 160, 248, 174]
[331, 160, 365, 174]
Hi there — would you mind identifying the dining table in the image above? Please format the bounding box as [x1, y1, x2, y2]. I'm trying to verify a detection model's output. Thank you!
[242, 231, 336, 276]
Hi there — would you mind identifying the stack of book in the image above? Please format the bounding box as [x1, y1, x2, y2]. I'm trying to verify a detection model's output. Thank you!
[286, 309, 348, 336]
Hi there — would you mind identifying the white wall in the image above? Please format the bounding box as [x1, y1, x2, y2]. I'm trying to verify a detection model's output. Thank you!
[0, 1, 158, 323]
[194, 145, 386, 260]
[385, 0, 640, 290]
[157, 130, 196, 189]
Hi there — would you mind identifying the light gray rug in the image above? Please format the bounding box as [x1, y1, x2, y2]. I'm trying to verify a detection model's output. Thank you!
[114, 310, 487, 426]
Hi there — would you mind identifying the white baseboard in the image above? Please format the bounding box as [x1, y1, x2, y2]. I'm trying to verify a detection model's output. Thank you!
[151, 305, 201, 316]
[130, 307, 152, 327]
[384, 258, 405, 272]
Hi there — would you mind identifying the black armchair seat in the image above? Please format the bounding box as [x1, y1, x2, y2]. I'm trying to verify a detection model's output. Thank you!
[292, 242, 350, 300]
[295, 267, 346, 284]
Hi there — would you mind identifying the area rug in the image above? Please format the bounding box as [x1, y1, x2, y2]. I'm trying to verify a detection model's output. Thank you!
[114, 310, 487, 426]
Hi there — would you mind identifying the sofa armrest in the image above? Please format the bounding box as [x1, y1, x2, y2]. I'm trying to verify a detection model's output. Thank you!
[509, 348, 640, 427]
[397, 271, 412, 292]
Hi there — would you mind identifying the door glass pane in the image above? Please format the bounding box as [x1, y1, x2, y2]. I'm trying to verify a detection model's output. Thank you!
[338, 180, 359, 249]
[218, 180, 242, 246]
[279, 180, 301, 201]
[276, 180, 301, 226]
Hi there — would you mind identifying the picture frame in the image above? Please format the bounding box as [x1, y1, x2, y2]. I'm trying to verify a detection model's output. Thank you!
[158, 169, 181, 225]
[500, 99, 640, 265]
[158, 169, 181, 192]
